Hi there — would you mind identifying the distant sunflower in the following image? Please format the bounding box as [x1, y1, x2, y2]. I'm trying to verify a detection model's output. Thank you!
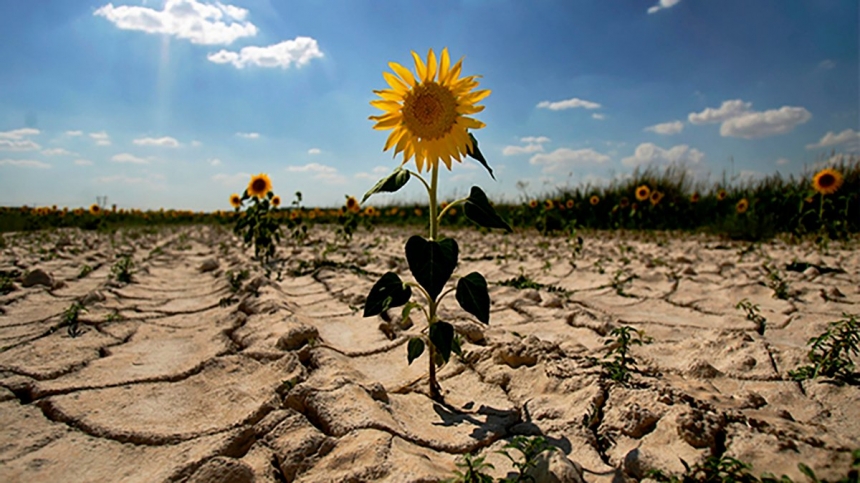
[590, 195, 600, 206]
[229, 193, 242, 209]
[716, 189, 727, 201]
[346, 196, 359, 213]
[414, 208, 423, 217]
[544, 199, 554, 210]
[812, 168, 843, 195]
[736, 198, 749, 214]
[449, 208, 457, 216]
[528, 199, 538, 209]
[271, 195, 281, 207]
[289, 210, 300, 220]
[690, 192, 700, 203]
[247, 173, 272, 199]
[635, 185, 651, 202]
[364, 206, 377, 217]
[369, 47, 490, 172]
[650, 191, 664, 206]
[89, 204, 101, 215]
[619, 197, 630, 208]
[565, 199, 575, 209]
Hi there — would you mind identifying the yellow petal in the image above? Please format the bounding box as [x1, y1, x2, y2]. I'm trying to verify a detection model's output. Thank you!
[456, 104, 485, 115]
[370, 114, 402, 130]
[461, 89, 491, 104]
[373, 89, 403, 101]
[385, 127, 409, 152]
[439, 48, 451, 85]
[383, 72, 408, 95]
[370, 99, 402, 112]
[444, 57, 464, 85]
[425, 49, 437, 82]
[411, 51, 427, 84]
[388, 62, 416, 87]
[394, 130, 412, 155]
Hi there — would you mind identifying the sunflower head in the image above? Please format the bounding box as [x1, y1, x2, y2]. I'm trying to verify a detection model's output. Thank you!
[717, 189, 727, 201]
[736, 198, 749, 214]
[528, 199, 538, 209]
[449, 208, 457, 216]
[635, 185, 651, 201]
[271, 195, 281, 207]
[544, 199, 554, 210]
[370, 47, 490, 173]
[90, 204, 101, 215]
[590, 195, 600, 206]
[414, 208, 423, 217]
[346, 196, 359, 212]
[619, 197, 630, 208]
[565, 199, 575, 209]
[650, 191, 664, 206]
[247, 173, 272, 199]
[812, 168, 843, 195]
[229, 193, 242, 209]
[364, 206, 376, 217]
[690, 192, 700, 203]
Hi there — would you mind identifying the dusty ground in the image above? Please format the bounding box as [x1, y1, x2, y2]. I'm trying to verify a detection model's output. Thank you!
[0, 224, 858, 483]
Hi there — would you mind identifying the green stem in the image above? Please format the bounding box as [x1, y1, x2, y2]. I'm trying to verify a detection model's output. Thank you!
[429, 164, 439, 241]
[436, 197, 468, 224]
[427, 163, 440, 399]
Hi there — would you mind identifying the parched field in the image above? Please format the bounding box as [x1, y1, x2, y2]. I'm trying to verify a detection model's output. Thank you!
[0, 225, 858, 482]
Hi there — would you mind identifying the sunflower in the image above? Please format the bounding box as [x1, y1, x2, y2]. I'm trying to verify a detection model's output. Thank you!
[449, 208, 457, 216]
[369, 47, 490, 173]
[271, 195, 281, 208]
[650, 191, 664, 206]
[544, 199, 554, 210]
[229, 193, 242, 209]
[528, 199, 538, 209]
[635, 185, 651, 202]
[812, 168, 843, 195]
[346, 196, 360, 213]
[619, 197, 630, 208]
[89, 204, 101, 215]
[289, 210, 300, 220]
[414, 208, 423, 217]
[565, 199, 574, 209]
[690, 192, 700, 203]
[716, 189, 727, 201]
[736, 198, 749, 214]
[364, 206, 377, 217]
[590, 195, 600, 206]
[247, 173, 272, 199]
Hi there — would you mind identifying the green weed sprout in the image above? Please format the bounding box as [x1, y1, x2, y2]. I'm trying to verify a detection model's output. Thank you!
[497, 435, 556, 483]
[736, 298, 767, 335]
[762, 262, 790, 300]
[789, 313, 859, 385]
[63, 301, 86, 338]
[444, 453, 495, 483]
[77, 264, 93, 279]
[230, 174, 283, 276]
[362, 47, 511, 400]
[110, 255, 134, 284]
[601, 326, 649, 385]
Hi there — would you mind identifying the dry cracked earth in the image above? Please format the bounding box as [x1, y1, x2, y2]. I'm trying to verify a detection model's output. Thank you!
[0, 225, 858, 483]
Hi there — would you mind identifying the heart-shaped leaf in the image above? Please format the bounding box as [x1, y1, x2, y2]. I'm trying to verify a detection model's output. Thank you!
[466, 133, 495, 180]
[405, 236, 458, 301]
[363, 272, 412, 317]
[362, 167, 411, 203]
[464, 186, 513, 232]
[429, 321, 454, 364]
[456, 272, 490, 324]
[407, 337, 425, 365]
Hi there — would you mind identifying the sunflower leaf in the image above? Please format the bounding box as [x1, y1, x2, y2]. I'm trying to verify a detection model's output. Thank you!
[456, 272, 490, 324]
[363, 272, 412, 317]
[405, 236, 458, 301]
[464, 186, 513, 233]
[466, 133, 495, 180]
[362, 168, 411, 203]
[407, 337, 425, 365]
[429, 321, 455, 364]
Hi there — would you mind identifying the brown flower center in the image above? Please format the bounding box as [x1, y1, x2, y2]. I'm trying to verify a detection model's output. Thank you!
[818, 173, 835, 188]
[251, 179, 267, 193]
[402, 82, 457, 140]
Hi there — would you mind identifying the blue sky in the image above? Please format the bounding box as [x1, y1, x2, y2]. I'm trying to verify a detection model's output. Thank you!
[1, 0, 858, 210]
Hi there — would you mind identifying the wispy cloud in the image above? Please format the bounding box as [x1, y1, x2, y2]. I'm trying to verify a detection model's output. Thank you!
[817, 59, 836, 70]
[94, 174, 166, 191]
[94, 0, 257, 46]
[212, 172, 251, 186]
[806, 129, 860, 151]
[42, 148, 77, 156]
[208, 37, 324, 69]
[74, 159, 94, 166]
[502, 136, 550, 156]
[236, 132, 260, 139]
[647, 0, 683, 14]
[0, 139, 41, 151]
[133, 136, 181, 147]
[286, 162, 346, 183]
[0, 128, 40, 139]
[65, 130, 83, 137]
[354, 166, 390, 180]
[529, 148, 610, 173]
[688, 100, 752, 124]
[209, 158, 222, 166]
[308, 148, 321, 155]
[0, 159, 51, 169]
[536, 97, 601, 111]
[111, 153, 150, 164]
[644, 120, 684, 135]
[621, 143, 704, 168]
[592, 113, 606, 120]
[90, 131, 111, 146]
[689, 100, 811, 139]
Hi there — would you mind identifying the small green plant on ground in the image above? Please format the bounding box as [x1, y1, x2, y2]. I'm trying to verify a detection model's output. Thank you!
[77, 264, 93, 279]
[789, 313, 859, 385]
[104, 311, 124, 322]
[110, 255, 134, 284]
[762, 262, 790, 300]
[63, 301, 86, 337]
[227, 269, 250, 293]
[736, 298, 767, 335]
[0, 271, 17, 295]
[600, 325, 650, 385]
[611, 268, 636, 297]
[444, 436, 558, 483]
[444, 453, 495, 483]
[498, 272, 569, 296]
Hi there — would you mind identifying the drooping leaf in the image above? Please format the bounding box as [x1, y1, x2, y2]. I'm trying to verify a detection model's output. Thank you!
[401, 301, 420, 326]
[464, 186, 513, 232]
[456, 272, 490, 324]
[452, 334, 462, 357]
[429, 321, 455, 363]
[362, 167, 411, 203]
[407, 337, 425, 365]
[404, 236, 458, 301]
[363, 272, 412, 317]
[466, 133, 495, 180]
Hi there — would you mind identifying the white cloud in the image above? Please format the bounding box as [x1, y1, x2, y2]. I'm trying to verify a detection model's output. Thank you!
[502, 144, 544, 156]
[207, 37, 324, 69]
[0, 128, 40, 139]
[133, 136, 180, 147]
[89, 131, 111, 146]
[775, 158, 790, 166]
[209, 158, 222, 166]
[42, 148, 77, 156]
[94, 174, 166, 190]
[592, 113, 606, 120]
[286, 162, 336, 174]
[191, 140, 202, 147]
[212, 172, 251, 186]
[236, 132, 260, 139]
[621, 143, 705, 168]
[354, 166, 391, 179]
[308, 148, 321, 155]
[688, 99, 752, 125]
[806, 129, 860, 150]
[647, 0, 682, 14]
[0, 139, 41, 151]
[644, 120, 684, 135]
[817, 59, 836, 70]
[520, 136, 550, 144]
[0, 159, 51, 169]
[75, 159, 94, 166]
[529, 148, 611, 173]
[536, 98, 601, 111]
[720, 106, 811, 139]
[111, 153, 150, 164]
[94, 0, 257, 46]
[65, 130, 83, 137]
